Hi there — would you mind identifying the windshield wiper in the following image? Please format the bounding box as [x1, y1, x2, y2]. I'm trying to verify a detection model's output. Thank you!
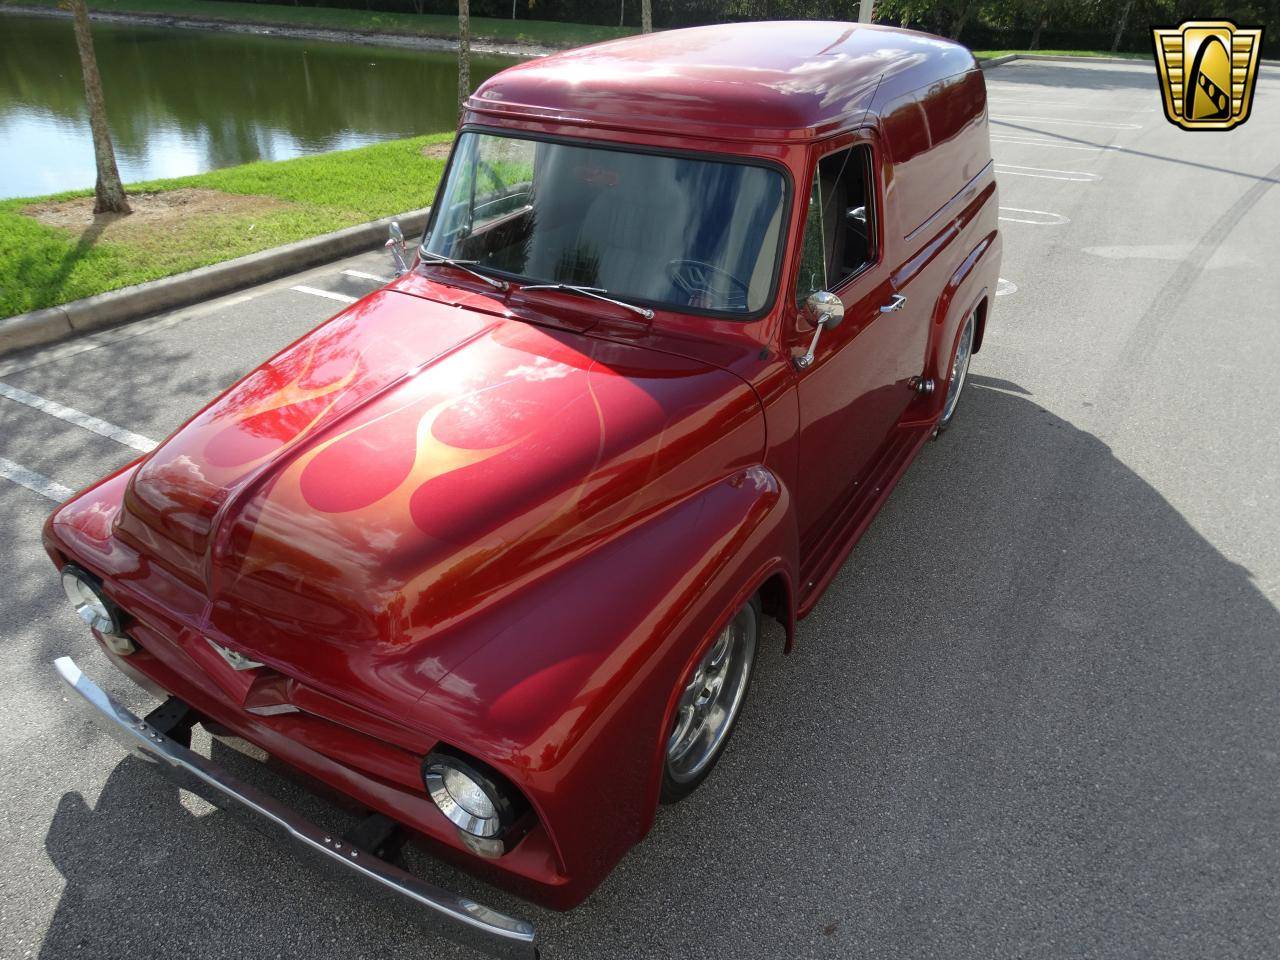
[520, 283, 654, 320]
[417, 250, 508, 291]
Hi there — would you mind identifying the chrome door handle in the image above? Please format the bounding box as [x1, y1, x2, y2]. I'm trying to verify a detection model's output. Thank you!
[879, 294, 907, 313]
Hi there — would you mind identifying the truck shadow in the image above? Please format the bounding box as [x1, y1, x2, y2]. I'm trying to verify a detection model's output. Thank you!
[39, 380, 1280, 958]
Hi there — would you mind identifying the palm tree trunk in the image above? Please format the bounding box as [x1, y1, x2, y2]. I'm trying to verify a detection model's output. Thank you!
[949, 1, 974, 40]
[1111, 0, 1134, 52]
[1029, 8, 1049, 50]
[641, 0, 652, 33]
[69, 0, 129, 214]
[457, 0, 470, 118]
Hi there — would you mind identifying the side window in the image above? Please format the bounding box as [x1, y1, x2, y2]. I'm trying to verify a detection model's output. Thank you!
[794, 145, 876, 305]
[435, 134, 536, 244]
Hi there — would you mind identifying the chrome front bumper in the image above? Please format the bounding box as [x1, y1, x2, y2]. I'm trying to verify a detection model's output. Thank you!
[54, 657, 538, 960]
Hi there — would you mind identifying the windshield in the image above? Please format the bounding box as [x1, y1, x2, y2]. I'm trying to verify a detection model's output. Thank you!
[422, 132, 788, 316]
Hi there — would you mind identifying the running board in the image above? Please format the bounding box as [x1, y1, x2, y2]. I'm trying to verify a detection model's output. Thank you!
[797, 421, 935, 616]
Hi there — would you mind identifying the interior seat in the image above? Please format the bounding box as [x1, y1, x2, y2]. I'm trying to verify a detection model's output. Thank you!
[570, 156, 690, 300]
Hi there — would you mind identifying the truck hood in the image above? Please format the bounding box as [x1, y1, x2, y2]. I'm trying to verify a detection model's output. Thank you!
[114, 289, 764, 716]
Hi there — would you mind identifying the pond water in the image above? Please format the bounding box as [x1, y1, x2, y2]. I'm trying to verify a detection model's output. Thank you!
[0, 13, 520, 200]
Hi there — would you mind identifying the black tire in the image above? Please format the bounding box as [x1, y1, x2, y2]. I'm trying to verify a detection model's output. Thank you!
[660, 596, 761, 803]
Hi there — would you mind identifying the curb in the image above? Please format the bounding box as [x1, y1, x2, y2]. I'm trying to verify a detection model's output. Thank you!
[1007, 52, 1146, 64]
[0, 206, 431, 358]
[980, 51, 1280, 69]
[979, 52, 1146, 69]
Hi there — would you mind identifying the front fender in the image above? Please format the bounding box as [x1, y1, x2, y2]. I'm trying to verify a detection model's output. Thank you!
[417, 463, 794, 904]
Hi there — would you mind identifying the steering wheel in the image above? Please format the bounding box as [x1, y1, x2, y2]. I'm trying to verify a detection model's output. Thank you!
[666, 259, 750, 310]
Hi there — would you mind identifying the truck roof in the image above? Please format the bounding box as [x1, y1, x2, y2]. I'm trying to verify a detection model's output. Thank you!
[468, 21, 977, 142]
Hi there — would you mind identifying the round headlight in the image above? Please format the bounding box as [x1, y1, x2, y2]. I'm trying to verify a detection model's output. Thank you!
[442, 766, 497, 820]
[60, 565, 119, 635]
[60, 565, 134, 655]
[425, 760, 502, 837]
[423, 752, 524, 840]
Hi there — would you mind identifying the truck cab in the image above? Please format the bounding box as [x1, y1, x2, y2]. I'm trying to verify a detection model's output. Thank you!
[441, 19, 1002, 611]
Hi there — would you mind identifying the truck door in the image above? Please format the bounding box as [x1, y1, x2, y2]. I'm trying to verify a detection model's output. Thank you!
[792, 136, 932, 554]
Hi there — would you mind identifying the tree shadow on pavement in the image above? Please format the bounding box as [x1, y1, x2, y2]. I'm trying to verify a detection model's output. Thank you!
[37, 380, 1280, 960]
[987, 62, 1158, 93]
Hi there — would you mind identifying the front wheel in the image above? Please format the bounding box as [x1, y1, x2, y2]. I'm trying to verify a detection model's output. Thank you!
[660, 597, 760, 803]
[936, 309, 976, 433]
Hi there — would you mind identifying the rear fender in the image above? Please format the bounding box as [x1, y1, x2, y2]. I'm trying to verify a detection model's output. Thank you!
[929, 229, 999, 385]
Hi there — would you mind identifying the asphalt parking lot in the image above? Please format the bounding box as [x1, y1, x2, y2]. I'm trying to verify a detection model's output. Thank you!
[2, 57, 1279, 959]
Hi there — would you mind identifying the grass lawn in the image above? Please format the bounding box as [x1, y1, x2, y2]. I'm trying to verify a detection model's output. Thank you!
[0, 134, 454, 318]
[975, 49, 1148, 60]
[0, 0, 637, 48]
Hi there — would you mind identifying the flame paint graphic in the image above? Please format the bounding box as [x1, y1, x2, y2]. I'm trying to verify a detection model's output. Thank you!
[295, 387, 522, 516]
[204, 337, 362, 471]
[201, 315, 686, 650]
[226, 371, 567, 592]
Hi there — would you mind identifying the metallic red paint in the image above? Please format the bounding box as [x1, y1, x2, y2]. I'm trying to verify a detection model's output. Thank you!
[44, 21, 1001, 911]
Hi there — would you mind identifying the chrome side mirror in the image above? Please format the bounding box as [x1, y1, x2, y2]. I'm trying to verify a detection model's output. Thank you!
[794, 291, 844, 370]
[385, 220, 409, 277]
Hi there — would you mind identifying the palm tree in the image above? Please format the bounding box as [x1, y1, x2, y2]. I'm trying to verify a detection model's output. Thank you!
[642, 0, 652, 33]
[1111, 0, 1134, 52]
[458, 0, 470, 117]
[68, 0, 129, 214]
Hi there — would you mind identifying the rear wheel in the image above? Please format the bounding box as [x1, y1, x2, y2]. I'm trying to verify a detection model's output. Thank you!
[937, 309, 976, 433]
[660, 597, 760, 803]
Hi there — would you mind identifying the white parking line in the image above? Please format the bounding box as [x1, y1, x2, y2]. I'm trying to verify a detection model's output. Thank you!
[999, 206, 1070, 225]
[991, 136, 1121, 152]
[993, 115, 1143, 130]
[997, 278, 1018, 297]
[292, 286, 357, 304]
[996, 163, 1101, 182]
[0, 456, 72, 502]
[341, 269, 392, 283]
[0, 382, 158, 452]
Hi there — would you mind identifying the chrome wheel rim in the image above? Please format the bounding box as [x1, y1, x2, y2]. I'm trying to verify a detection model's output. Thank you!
[942, 312, 975, 424]
[666, 604, 757, 784]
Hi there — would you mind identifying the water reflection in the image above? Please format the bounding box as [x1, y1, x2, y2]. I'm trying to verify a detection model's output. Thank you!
[0, 13, 519, 199]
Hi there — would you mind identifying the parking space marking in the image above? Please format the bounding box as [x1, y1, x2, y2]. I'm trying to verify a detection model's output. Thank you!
[341, 269, 392, 284]
[996, 278, 1018, 297]
[0, 382, 158, 452]
[292, 285, 357, 304]
[0, 456, 72, 502]
[991, 136, 1121, 152]
[996, 163, 1100, 182]
[993, 115, 1143, 130]
[999, 206, 1070, 225]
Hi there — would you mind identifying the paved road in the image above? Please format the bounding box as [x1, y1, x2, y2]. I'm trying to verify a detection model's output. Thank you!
[3, 58, 1279, 960]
